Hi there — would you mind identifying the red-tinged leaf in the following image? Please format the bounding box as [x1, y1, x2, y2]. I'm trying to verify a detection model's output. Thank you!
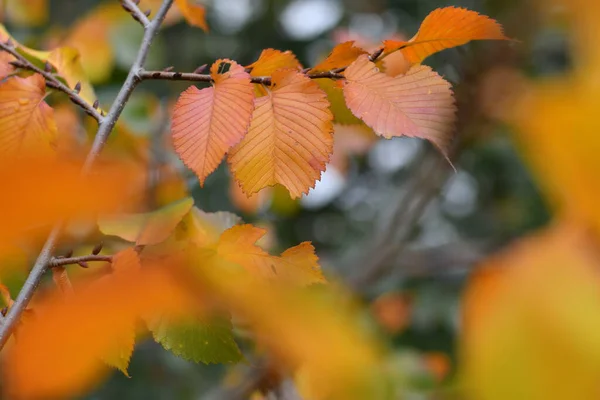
[247, 49, 301, 76]
[2, 250, 195, 399]
[172, 60, 254, 185]
[343, 55, 456, 153]
[0, 74, 57, 155]
[228, 70, 334, 198]
[383, 7, 510, 64]
[311, 41, 368, 72]
[174, 0, 209, 31]
[214, 224, 326, 285]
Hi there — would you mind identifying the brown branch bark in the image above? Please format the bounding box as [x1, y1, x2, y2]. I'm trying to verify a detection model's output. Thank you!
[49, 255, 113, 268]
[139, 46, 385, 86]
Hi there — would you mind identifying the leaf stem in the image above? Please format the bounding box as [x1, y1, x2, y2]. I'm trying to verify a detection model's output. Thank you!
[0, 0, 174, 350]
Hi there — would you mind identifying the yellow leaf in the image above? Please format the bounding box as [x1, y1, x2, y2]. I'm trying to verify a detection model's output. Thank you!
[461, 224, 600, 399]
[0, 24, 97, 106]
[189, 248, 386, 399]
[172, 60, 255, 185]
[63, 4, 122, 83]
[383, 7, 510, 64]
[214, 224, 326, 285]
[228, 69, 333, 198]
[98, 197, 195, 246]
[0, 74, 57, 155]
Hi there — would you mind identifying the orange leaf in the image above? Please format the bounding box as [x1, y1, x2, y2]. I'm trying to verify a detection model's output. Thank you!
[247, 49, 301, 77]
[2, 249, 194, 399]
[343, 55, 455, 153]
[311, 41, 368, 72]
[174, 0, 209, 31]
[383, 7, 509, 64]
[0, 154, 142, 257]
[0, 52, 15, 79]
[0, 74, 57, 155]
[228, 70, 333, 198]
[172, 60, 254, 185]
[214, 224, 326, 285]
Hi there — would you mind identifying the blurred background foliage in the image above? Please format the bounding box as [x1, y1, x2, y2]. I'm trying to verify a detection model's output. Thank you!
[0, 0, 568, 398]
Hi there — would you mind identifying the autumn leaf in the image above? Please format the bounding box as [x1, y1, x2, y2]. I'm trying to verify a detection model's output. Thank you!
[2, 249, 195, 399]
[172, 60, 254, 186]
[98, 197, 195, 245]
[5, 0, 48, 27]
[63, 3, 122, 83]
[174, 0, 209, 31]
[148, 315, 242, 364]
[0, 25, 97, 106]
[343, 55, 455, 153]
[187, 249, 386, 399]
[317, 79, 363, 125]
[228, 70, 334, 198]
[0, 52, 15, 79]
[461, 224, 600, 400]
[247, 49, 302, 77]
[0, 154, 143, 257]
[383, 7, 509, 64]
[0, 74, 57, 155]
[214, 224, 326, 285]
[311, 41, 368, 72]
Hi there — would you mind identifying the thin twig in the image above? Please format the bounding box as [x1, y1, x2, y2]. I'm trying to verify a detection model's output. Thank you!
[139, 69, 346, 85]
[49, 255, 113, 268]
[140, 46, 384, 86]
[121, 0, 150, 28]
[0, 0, 175, 350]
[0, 42, 103, 122]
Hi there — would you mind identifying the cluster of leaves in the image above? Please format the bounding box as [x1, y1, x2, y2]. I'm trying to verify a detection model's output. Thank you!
[170, 6, 509, 198]
[0, 2, 513, 399]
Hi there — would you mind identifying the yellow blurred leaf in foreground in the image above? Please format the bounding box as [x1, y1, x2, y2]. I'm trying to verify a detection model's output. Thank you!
[461, 224, 600, 399]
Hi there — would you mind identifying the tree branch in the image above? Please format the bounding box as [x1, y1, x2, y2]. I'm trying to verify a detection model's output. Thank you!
[0, 0, 174, 350]
[121, 0, 151, 28]
[139, 69, 346, 85]
[0, 42, 103, 123]
[139, 46, 384, 86]
[49, 255, 113, 268]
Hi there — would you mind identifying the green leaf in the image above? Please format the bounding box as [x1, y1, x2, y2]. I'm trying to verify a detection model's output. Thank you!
[149, 316, 242, 364]
[98, 197, 194, 245]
